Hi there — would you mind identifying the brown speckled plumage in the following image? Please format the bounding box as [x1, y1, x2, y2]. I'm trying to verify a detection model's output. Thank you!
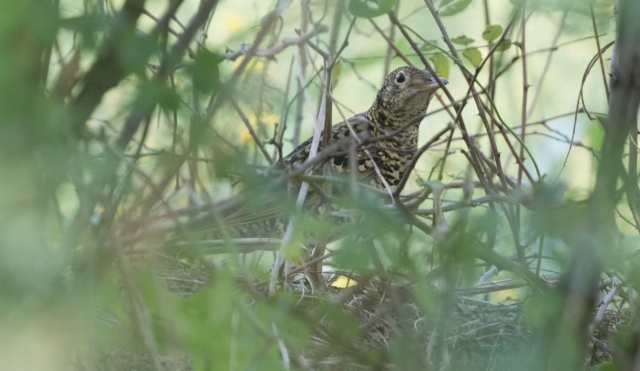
[188, 66, 448, 238]
[283, 66, 447, 190]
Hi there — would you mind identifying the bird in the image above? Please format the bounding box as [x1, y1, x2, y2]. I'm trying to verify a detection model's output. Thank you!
[186, 66, 449, 239]
[283, 66, 448, 190]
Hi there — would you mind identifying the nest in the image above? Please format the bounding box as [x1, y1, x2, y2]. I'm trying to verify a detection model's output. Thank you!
[84, 254, 630, 371]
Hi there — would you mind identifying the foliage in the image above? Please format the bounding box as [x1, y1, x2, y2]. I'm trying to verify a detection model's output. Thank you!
[1, 0, 639, 370]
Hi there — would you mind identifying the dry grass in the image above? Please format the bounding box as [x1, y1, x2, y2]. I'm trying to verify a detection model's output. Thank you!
[83, 253, 630, 370]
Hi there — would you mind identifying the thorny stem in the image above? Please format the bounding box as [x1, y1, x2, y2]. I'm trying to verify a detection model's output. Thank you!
[526, 9, 569, 117]
[399, 21, 542, 183]
[274, 56, 295, 161]
[394, 124, 455, 196]
[269, 70, 329, 296]
[590, 2, 611, 100]
[423, 0, 524, 260]
[229, 97, 274, 164]
[379, 14, 492, 195]
[556, 41, 615, 181]
[293, 0, 310, 147]
[518, 1, 528, 188]
[205, 1, 291, 121]
[382, 0, 400, 81]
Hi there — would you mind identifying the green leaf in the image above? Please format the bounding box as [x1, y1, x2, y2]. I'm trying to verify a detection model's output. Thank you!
[420, 40, 439, 51]
[429, 53, 450, 79]
[120, 35, 158, 75]
[439, 0, 473, 16]
[495, 39, 512, 51]
[482, 24, 503, 42]
[595, 362, 619, 371]
[463, 47, 482, 67]
[590, 114, 606, 153]
[452, 35, 474, 45]
[331, 60, 342, 88]
[439, 0, 455, 6]
[348, 0, 397, 18]
[193, 49, 220, 94]
[177, 273, 236, 371]
[334, 237, 371, 269]
[142, 80, 180, 111]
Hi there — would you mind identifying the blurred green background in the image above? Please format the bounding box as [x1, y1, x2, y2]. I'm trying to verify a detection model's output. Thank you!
[1, 0, 635, 370]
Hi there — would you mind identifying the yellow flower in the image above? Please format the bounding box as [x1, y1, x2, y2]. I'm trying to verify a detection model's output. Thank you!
[223, 14, 245, 33]
[240, 129, 253, 144]
[331, 275, 357, 288]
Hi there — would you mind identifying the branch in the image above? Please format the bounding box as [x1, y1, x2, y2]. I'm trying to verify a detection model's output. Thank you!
[219, 25, 328, 61]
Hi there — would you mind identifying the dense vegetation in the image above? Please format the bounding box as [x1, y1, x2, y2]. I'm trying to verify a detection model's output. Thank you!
[1, 0, 640, 370]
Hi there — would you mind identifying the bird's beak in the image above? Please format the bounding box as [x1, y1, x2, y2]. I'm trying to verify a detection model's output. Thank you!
[424, 77, 448, 90]
[414, 71, 449, 91]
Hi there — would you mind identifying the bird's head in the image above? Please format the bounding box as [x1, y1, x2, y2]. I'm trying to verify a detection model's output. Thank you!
[368, 66, 448, 127]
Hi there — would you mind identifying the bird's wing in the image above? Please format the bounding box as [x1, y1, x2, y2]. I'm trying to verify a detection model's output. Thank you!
[283, 113, 373, 168]
[283, 113, 385, 187]
[182, 115, 375, 239]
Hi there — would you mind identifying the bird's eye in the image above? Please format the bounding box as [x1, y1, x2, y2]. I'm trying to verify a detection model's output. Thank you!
[395, 72, 406, 84]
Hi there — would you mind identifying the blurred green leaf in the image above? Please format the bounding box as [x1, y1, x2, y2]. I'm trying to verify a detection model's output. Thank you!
[463, 47, 482, 66]
[495, 39, 512, 51]
[420, 40, 439, 51]
[120, 35, 158, 75]
[417, 179, 445, 193]
[390, 332, 427, 370]
[452, 35, 474, 45]
[297, 215, 333, 235]
[589, 115, 606, 153]
[59, 15, 104, 48]
[177, 272, 235, 371]
[95, 271, 130, 350]
[596, 363, 619, 371]
[429, 52, 450, 78]
[348, 0, 397, 18]
[334, 237, 371, 269]
[193, 49, 221, 94]
[138, 80, 180, 112]
[482, 24, 503, 42]
[138, 267, 184, 351]
[439, 0, 473, 16]
[331, 60, 342, 88]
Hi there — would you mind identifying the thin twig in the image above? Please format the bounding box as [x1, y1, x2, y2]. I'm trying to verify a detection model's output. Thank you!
[229, 97, 273, 164]
[394, 124, 455, 196]
[269, 67, 330, 295]
[590, 2, 611, 99]
[588, 278, 619, 336]
[219, 25, 328, 61]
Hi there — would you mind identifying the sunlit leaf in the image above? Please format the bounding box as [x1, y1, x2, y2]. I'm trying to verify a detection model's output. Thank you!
[439, 0, 473, 16]
[348, 0, 397, 18]
[463, 47, 482, 67]
[482, 24, 503, 42]
[452, 35, 474, 45]
[429, 52, 450, 79]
